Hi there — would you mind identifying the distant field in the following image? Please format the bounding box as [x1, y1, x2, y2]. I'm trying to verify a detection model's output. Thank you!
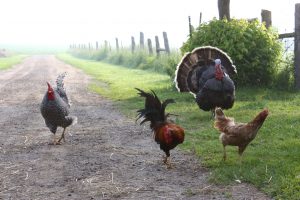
[0, 55, 27, 70]
[58, 53, 300, 200]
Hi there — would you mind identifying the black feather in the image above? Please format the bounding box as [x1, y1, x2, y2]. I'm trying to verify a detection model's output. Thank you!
[135, 88, 175, 129]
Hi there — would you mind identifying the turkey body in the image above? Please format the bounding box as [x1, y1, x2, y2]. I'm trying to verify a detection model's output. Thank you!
[175, 46, 237, 112]
[195, 64, 235, 111]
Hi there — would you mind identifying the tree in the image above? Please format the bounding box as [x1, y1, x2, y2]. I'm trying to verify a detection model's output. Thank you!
[218, 0, 230, 20]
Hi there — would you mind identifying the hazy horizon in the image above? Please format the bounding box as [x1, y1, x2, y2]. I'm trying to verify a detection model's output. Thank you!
[0, 0, 299, 51]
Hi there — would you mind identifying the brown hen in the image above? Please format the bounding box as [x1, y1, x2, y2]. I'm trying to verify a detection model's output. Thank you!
[214, 108, 269, 161]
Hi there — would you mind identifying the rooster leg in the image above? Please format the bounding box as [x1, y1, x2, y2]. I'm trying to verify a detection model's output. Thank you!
[166, 157, 172, 169]
[163, 151, 172, 169]
[57, 128, 66, 143]
[163, 156, 172, 169]
[163, 156, 168, 164]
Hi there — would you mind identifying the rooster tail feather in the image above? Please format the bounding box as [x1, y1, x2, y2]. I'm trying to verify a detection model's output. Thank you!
[136, 88, 174, 128]
[162, 99, 175, 111]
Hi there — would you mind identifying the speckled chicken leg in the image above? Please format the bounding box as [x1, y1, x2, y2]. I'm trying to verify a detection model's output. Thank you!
[57, 128, 66, 143]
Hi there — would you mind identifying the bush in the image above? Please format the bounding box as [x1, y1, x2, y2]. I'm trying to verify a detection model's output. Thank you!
[181, 18, 283, 86]
[274, 53, 294, 90]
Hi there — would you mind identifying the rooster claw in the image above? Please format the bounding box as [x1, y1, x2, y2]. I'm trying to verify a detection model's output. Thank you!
[163, 157, 173, 169]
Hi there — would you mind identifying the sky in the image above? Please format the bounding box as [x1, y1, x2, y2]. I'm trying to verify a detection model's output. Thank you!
[0, 0, 299, 49]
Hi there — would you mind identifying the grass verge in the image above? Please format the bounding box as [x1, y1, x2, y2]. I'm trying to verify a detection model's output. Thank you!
[0, 55, 27, 70]
[58, 53, 300, 200]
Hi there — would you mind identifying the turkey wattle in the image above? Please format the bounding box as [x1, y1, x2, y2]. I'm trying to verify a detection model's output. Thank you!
[175, 46, 237, 112]
[40, 72, 77, 144]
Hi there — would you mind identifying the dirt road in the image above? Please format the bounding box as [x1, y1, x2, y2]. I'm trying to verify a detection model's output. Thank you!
[0, 55, 270, 199]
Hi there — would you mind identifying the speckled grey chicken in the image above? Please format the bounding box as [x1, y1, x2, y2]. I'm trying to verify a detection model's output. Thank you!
[40, 73, 77, 144]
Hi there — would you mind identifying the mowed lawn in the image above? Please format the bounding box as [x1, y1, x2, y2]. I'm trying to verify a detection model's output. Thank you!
[57, 53, 300, 199]
[0, 55, 27, 70]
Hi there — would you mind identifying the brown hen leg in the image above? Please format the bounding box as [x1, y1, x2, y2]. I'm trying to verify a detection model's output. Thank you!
[57, 128, 66, 143]
[238, 146, 246, 164]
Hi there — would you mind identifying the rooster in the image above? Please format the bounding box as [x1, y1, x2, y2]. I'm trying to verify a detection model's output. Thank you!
[40, 73, 77, 145]
[136, 88, 185, 168]
[214, 108, 269, 161]
[175, 46, 237, 113]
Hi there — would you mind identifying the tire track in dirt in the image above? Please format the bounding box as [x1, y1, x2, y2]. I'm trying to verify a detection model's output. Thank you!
[0, 55, 270, 200]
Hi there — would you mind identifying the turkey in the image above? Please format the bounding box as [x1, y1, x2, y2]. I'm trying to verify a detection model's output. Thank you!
[40, 72, 77, 144]
[175, 46, 237, 113]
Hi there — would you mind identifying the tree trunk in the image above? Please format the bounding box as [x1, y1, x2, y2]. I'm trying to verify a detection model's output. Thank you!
[218, 0, 230, 20]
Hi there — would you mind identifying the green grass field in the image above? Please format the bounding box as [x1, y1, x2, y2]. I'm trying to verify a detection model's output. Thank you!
[0, 55, 27, 70]
[57, 53, 300, 199]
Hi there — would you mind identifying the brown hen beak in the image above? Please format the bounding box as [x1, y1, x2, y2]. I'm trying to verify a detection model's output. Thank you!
[215, 107, 225, 118]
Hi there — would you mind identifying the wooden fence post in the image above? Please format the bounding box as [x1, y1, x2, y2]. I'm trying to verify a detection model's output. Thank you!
[188, 16, 193, 37]
[295, 3, 300, 89]
[261, 9, 272, 28]
[147, 38, 153, 55]
[155, 36, 160, 56]
[131, 36, 136, 53]
[199, 12, 202, 25]
[116, 38, 119, 51]
[140, 32, 144, 49]
[218, 0, 230, 20]
[163, 32, 170, 54]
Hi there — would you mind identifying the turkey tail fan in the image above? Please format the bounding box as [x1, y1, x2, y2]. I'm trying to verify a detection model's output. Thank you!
[174, 46, 237, 95]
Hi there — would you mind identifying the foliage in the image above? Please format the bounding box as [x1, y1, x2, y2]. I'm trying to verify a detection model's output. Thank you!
[273, 52, 294, 90]
[69, 48, 181, 79]
[58, 53, 300, 199]
[181, 18, 283, 86]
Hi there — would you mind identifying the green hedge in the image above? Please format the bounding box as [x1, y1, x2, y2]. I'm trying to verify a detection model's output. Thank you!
[181, 18, 283, 87]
